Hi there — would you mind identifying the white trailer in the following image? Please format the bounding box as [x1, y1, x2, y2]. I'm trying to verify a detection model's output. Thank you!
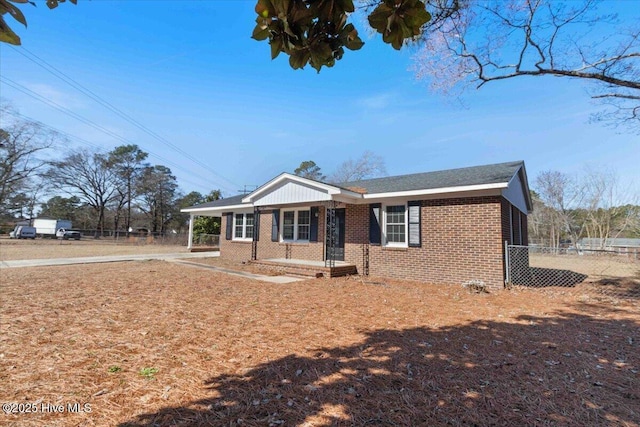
[33, 218, 72, 238]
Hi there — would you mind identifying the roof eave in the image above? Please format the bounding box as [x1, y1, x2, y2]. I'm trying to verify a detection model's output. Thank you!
[180, 203, 252, 214]
[360, 182, 509, 200]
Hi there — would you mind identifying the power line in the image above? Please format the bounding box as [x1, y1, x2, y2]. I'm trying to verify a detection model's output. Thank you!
[2, 109, 215, 193]
[0, 81, 222, 194]
[9, 45, 241, 192]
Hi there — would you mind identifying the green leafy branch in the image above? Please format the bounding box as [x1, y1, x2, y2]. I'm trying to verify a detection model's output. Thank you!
[0, 0, 75, 45]
[252, 0, 430, 72]
[2, 0, 432, 72]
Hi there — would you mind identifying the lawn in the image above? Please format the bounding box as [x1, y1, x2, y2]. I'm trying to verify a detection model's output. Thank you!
[0, 238, 189, 261]
[1, 261, 639, 426]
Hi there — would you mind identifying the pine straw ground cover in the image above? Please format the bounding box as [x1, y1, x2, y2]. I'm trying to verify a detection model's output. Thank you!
[1, 262, 639, 427]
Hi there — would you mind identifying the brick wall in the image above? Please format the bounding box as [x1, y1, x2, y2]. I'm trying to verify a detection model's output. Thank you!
[220, 197, 524, 288]
[344, 204, 370, 275]
[220, 208, 326, 264]
[343, 197, 507, 288]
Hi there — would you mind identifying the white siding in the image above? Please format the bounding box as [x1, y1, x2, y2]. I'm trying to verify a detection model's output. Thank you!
[502, 171, 529, 213]
[253, 180, 331, 206]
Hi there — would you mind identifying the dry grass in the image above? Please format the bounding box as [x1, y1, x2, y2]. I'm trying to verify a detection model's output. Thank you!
[0, 238, 189, 261]
[1, 261, 639, 427]
[530, 253, 640, 280]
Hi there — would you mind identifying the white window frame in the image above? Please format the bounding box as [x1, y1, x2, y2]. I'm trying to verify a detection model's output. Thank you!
[280, 209, 311, 242]
[382, 203, 408, 247]
[233, 212, 254, 241]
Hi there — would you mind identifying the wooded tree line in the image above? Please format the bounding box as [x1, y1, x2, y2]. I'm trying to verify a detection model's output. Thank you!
[3, 105, 638, 243]
[530, 169, 640, 248]
[0, 108, 221, 236]
[1, 107, 389, 237]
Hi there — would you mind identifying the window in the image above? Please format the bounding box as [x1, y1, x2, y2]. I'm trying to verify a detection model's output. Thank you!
[245, 213, 254, 239]
[281, 209, 311, 242]
[298, 210, 310, 240]
[385, 205, 407, 246]
[234, 214, 244, 238]
[283, 211, 295, 240]
[233, 213, 254, 240]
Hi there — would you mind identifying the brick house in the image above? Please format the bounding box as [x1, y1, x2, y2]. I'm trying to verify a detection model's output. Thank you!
[182, 161, 532, 287]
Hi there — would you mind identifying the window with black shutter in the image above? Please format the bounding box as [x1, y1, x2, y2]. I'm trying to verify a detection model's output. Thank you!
[369, 203, 381, 245]
[408, 201, 421, 247]
[271, 209, 280, 242]
[225, 212, 233, 240]
[309, 207, 319, 242]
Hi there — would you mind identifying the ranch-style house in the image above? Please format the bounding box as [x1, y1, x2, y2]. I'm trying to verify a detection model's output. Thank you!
[182, 160, 532, 287]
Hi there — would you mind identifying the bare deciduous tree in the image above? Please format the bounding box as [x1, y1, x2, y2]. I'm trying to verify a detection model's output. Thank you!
[531, 167, 639, 248]
[581, 168, 637, 247]
[0, 105, 58, 215]
[328, 150, 387, 184]
[412, 0, 640, 132]
[45, 148, 118, 235]
[534, 170, 582, 247]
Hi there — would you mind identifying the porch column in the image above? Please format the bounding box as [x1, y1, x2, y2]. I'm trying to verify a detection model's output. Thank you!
[187, 214, 194, 250]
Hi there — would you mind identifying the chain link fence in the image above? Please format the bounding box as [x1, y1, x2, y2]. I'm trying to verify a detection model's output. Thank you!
[29, 229, 220, 249]
[192, 233, 219, 248]
[61, 229, 190, 246]
[506, 244, 640, 298]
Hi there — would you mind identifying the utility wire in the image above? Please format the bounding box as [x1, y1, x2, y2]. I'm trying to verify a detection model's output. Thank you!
[10, 45, 241, 192]
[0, 76, 233, 194]
[3, 109, 215, 193]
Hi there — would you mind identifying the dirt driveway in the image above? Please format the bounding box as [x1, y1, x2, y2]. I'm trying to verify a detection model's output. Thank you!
[1, 260, 638, 427]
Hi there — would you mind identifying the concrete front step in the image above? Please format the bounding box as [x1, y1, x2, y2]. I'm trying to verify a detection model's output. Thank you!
[249, 260, 358, 278]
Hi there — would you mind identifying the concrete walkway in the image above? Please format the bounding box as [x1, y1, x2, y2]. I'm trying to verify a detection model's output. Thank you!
[0, 251, 304, 284]
[0, 251, 220, 269]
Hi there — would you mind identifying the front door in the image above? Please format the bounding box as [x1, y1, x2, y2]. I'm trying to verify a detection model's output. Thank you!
[326, 208, 345, 261]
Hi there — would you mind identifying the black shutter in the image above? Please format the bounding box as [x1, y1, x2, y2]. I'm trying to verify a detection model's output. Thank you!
[309, 207, 319, 242]
[408, 201, 421, 248]
[271, 209, 280, 242]
[254, 208, 260, 241]
[369, 203, 381, 245]
[225, 212, 233, 240]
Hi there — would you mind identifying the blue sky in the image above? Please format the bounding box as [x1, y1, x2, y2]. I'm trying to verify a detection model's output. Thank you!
[1, 0, 638, 198]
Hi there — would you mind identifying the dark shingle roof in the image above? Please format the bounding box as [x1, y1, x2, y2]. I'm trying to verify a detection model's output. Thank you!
[184, 161, 525, 211]
[337, 161, 524, 194]
[183, 194, 246, 210]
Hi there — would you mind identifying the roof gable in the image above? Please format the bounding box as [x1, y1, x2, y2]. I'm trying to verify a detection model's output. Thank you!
[503, 168, 531, 213]
[242, 173, 361, 206]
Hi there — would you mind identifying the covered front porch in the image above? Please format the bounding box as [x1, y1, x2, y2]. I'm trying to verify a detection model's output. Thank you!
[249, 258, 358, 278]
[181, 174, 364, 275]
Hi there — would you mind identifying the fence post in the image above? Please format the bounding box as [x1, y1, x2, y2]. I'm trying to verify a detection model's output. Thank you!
[504, 240, 510, 287]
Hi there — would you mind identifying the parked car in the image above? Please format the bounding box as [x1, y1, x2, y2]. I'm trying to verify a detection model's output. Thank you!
[9, 225, 37, 239]
[56, 228, 81, 240]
